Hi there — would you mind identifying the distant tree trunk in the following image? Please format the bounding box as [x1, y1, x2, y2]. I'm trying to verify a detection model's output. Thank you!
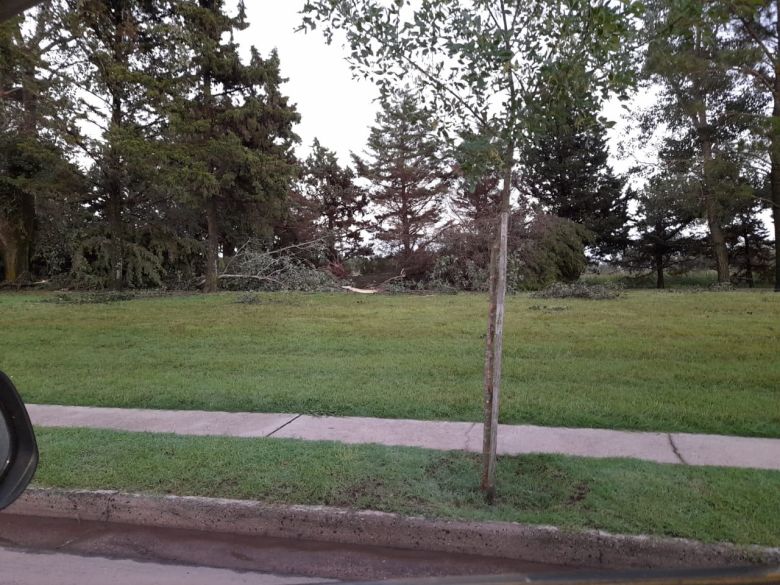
[699, 137, 729, 284]
[705, 200, 729, 283]
[325, 213, 338, 262]
[655, 251, 665, 289]
[222, 235, 235, 259]
[772, 42, 780, 291]
[771, 163, 780, 292]
[1, 230, 23, 283]
[107, 187, 123, 290]
[771, 0, 780, 293]
[204, 197, 219, 293]
[742, 221, 755, 288]
[107, 82, 125, 290]
[1, 61, 39, 284]
[481, 145, 512, 503]
[400, 191, 412, 259]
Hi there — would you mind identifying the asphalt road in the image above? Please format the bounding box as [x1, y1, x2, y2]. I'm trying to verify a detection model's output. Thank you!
[0, 547, 330, 585]
[0, 514, 573, 582]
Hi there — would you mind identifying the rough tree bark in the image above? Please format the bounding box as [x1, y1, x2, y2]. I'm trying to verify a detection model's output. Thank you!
[481, 2, 518, 502]
[697, 113, 730, 284]
[204, 196, 219, 293]
[772, 8, 780, 292]
[743, 222, 755, 288]
[655, 249, 665, 289]
[0, 194, 34, 283]
[480, 144, 512, 503]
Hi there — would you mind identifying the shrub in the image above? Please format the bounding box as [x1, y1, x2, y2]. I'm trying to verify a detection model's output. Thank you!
[531, 282, 621, 300]
[42, 291, 137, 304]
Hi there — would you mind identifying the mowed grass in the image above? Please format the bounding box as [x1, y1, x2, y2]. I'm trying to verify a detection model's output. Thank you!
[1, 291, 778, 437]
[34, 427, 780, 547]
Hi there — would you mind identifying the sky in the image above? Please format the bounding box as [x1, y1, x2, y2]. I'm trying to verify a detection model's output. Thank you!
[235, 1, 381, 166]
[234, 1, 653, 177]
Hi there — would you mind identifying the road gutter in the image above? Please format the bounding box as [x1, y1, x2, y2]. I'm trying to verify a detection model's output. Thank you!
[6, 487, 779, 570]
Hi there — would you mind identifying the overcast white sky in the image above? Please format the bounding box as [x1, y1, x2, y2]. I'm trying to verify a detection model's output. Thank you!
[235, 1, 380, 166]
[234, 1, 650, 175]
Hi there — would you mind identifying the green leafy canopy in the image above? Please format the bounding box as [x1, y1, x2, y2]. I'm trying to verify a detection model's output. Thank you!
[301, 0, 642, 164]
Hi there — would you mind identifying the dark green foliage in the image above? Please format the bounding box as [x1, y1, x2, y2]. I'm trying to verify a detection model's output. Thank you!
[718, 0, 780, 290]
[724, 201, 774, 287]
[522, 64, 629, 259]
[640, 0, 766, 284]
[59, 0, 189, 289]
[0, 7, 81, 283]
[623, 176, 701, 289]
[509, 215, 591, 291]
[170, 1, 300, 292]
[294, 139, 369, 262]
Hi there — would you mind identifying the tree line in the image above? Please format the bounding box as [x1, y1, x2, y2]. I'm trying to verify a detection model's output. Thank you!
[1, 0, 777, 292]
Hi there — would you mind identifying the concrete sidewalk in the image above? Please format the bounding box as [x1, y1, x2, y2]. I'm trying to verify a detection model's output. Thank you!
[28, 404, 780, 471]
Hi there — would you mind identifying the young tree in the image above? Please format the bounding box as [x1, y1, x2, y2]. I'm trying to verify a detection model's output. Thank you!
[303, 0, 638, 499]
[724, 199, 774, 287]
[60, 0, 184, 289]
[299, 139, 368, 262]
[625, 176, 700, 289]
[354, 94, 450, 265]
[173, 1, 300, 293]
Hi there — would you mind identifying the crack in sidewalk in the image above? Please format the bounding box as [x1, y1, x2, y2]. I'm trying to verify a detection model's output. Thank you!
[265, 414, 303, 438]
[463, 422, 479, 452]
[667, 433, 688, 464]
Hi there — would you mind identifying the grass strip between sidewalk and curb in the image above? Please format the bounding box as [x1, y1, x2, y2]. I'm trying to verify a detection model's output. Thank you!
[32, 427, 780, 548]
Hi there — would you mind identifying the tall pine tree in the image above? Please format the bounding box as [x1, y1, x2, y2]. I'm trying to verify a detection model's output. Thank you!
[0, 5, 79, 283]
[642, 0, 762, 284]
[297, 139, 368, 262]
[61, 0, 184, 289]
[354, 93, 450, 267]
[521, 62, 628, 260]
[172, 0, 299, 293]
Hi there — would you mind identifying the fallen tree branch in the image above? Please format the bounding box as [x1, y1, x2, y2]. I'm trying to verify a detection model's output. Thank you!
[341, 286, 378, 294]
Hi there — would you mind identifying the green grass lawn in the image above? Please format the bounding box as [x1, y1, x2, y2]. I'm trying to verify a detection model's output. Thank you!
[2, 290, 778, 437]
[34, 427, 780, 547]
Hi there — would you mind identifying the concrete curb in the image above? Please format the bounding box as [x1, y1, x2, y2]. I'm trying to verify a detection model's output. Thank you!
[7, 488, 780, 570]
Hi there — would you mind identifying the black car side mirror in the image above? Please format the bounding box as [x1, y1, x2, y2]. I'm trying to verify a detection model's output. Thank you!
[0, 371, 38, 509]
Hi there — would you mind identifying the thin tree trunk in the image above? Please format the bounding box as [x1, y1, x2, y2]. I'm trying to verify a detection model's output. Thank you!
[699, 140, 729, 284]
[772, 13, 780, 292]
[204, 197, 219, 293]
[106, 59, 125, 290]
[326, 214, 338, 262]
[1, 61, 39, 284]
[0, 194, 35, 283]
[743, 221, 755, 288]
[706, 204, 729, 283]
[655, 251, 665, 289]
[481, 3, 517, 502]
[107, 187, 123, 290]
[481, 149, 512, 503]
[771, 159, 780, 291]
[1, 235, 21, 283]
